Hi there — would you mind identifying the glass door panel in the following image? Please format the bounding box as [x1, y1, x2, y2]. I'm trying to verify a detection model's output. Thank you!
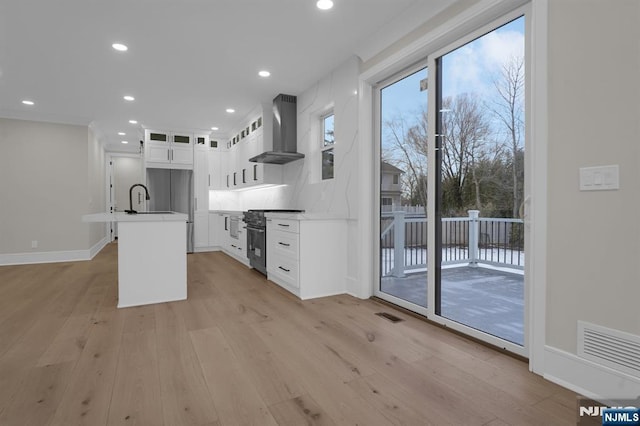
[379, 66, 429, 308]
[436, 16, 526, 345]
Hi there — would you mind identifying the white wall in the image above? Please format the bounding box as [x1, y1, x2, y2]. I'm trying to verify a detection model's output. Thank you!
[0, 118, 105, 261]
[546, 0, 640, 351]
[88, 126, 106, 247]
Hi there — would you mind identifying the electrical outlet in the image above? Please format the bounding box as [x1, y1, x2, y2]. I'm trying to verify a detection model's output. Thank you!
[31, 240, 38, 249]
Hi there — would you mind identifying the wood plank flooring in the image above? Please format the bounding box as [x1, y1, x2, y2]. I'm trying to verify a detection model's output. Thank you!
[0, 243, 581, 425]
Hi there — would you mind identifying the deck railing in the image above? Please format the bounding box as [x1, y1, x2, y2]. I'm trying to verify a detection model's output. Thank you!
[381, 210, 524, 277]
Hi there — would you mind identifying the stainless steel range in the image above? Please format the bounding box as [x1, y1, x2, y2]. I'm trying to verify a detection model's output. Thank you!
[244, 209, 304, 275]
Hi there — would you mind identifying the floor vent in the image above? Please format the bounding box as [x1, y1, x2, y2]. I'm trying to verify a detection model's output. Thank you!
[376, 312, 404, 323]
[578, 321, 640, 378]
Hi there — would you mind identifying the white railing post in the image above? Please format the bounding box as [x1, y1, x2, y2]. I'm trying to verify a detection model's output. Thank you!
[392, 211, 406, 277]
[468, 210, 479, 267]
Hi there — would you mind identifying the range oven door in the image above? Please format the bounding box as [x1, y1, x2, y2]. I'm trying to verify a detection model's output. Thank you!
[247, 225, 267, 275]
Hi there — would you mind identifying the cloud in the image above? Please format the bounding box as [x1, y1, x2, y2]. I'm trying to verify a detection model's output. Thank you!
[441, 24, 524, 99]
[479, 29, 525, 69]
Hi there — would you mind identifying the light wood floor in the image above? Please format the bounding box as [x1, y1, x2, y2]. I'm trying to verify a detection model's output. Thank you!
[0, 243, 581, 425]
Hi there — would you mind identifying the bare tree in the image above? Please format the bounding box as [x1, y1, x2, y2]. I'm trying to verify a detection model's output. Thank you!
[440, 93, 490, 213]
[491, 55, 525, 217]
[382, 110, 429, 208]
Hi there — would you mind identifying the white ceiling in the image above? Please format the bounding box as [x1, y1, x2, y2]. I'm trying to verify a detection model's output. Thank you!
[0, 0, 454, 152]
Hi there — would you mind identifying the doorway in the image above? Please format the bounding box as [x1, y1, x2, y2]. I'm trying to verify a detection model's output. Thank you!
[108, 155, 144, 240]
[375, 12, 527, 354]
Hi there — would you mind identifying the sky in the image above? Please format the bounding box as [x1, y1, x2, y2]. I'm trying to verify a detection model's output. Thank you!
[381, 16, 525, 151]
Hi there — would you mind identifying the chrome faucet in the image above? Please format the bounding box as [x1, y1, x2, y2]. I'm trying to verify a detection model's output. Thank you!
[125, 183, 150, 214]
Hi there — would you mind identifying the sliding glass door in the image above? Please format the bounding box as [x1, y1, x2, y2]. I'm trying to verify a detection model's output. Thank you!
[376, 11, 527, 354]
[377, 64, 429, 311]
[435, 16, 526, 346]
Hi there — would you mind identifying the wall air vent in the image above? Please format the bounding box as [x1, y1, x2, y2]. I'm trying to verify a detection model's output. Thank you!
[578, 321, 640, 378]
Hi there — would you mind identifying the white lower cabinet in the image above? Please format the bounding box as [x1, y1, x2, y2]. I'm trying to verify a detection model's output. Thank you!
[206, 211, 249, 265]
[266, 216, 347, 300]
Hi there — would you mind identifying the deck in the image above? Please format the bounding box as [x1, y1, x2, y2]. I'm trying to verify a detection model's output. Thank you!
[381, 265, 524, 345]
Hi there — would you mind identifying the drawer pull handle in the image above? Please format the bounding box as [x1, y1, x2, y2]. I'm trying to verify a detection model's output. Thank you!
[278, 242, 290, 247]
[277, 223, 290, 227]
[278, 266, 290, 273]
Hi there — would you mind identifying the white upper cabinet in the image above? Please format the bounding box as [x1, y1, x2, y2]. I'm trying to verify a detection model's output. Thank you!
[144, 129, 194, 169]
[222, 107, 282, 189]
[194, 134, 210, 151]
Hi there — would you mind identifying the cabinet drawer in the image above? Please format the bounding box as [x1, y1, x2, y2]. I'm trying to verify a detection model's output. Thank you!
[267, 218, 299, 234]
[269, 231, 298, 259]
[267, 254, 299, 288]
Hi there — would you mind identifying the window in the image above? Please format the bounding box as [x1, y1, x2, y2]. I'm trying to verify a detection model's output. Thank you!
[393, 174, 399, 185]
[321, 112, 335, 180]
[382, 197, 393, 206]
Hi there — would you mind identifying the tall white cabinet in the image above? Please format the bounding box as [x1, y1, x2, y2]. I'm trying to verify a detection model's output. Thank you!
[193, 134, 211, 250]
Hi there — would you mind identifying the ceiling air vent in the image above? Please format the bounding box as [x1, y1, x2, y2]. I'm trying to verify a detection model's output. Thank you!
[578, 321, 640, 378]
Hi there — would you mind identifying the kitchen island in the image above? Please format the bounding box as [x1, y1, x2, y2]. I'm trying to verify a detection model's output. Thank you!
[82, 212, 188, 308]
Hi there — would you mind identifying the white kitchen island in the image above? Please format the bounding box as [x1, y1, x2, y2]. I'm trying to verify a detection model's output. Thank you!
[82, 212, 188, 308]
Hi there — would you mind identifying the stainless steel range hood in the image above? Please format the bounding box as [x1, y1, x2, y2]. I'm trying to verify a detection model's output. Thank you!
[249, 94, 304, 165]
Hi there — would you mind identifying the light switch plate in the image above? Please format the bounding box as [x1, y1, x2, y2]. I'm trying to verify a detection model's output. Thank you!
[579, 165, 619, 191]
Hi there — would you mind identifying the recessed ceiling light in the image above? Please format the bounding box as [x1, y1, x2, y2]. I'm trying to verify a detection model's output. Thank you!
[211, 126, 219, 131]
[316, 0, 333, 10]
[226, 108, 235, 113]
[118, 132, 126, 136]
[258, 70, 271, 77]
[129, 119, 138, 124]
[22, 100, 35, 106]
[123, 95, 135, 101]
[121, 140, 129, 144]
[112, 43, 128, 52]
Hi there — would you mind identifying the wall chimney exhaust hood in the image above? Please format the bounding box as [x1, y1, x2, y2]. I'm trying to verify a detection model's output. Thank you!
[249, 94, 304, 165]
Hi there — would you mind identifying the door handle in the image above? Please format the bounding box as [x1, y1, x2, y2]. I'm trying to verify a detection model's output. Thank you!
[278, 266, 290, 273]
[278, 242, 290, 247]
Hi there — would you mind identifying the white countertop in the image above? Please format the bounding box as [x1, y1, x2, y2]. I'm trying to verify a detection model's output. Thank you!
[82, 212, 188, 223]
[207, 210, 346, 220]
[208, 210, 245, 216]
[264, 212, 347, 221]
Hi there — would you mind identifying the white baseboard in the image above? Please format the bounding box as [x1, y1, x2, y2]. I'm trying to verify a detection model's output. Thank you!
[544, 345, 640, 403]
[193, 246, 222, 253]
[0, 237, 109, 266]
[345, 275, 370, 299]
[88, 237, 109, 259]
